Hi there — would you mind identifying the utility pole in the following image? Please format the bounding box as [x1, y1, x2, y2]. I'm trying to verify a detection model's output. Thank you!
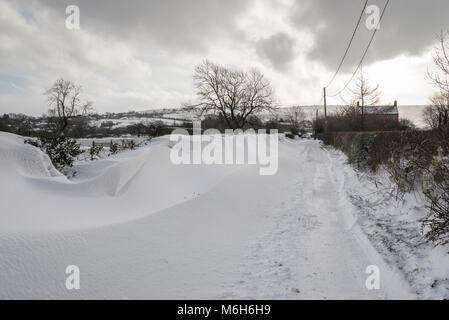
[323, 87, 328, 132]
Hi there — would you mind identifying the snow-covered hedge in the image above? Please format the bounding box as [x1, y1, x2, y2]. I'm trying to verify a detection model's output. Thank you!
[318, 129, 449, 247]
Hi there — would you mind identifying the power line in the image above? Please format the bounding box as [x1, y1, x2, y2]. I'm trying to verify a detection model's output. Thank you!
[325, 0, 369, 88]
[328, 0, 390, 98]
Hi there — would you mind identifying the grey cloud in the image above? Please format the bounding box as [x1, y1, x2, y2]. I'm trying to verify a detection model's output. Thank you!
[1, 0, 256, 114]
[0, 0, 440, 114]
[256, 32, 296, 71]
[291, 0, 449, 72]
[35, 0, 253, 53]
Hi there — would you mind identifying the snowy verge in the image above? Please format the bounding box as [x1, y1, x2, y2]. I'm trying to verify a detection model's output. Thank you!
[323, 144, 449, 299]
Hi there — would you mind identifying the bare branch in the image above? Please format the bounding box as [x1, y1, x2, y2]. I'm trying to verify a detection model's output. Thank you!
[193, 61, 274, 129]
[44, 78, 92, 135]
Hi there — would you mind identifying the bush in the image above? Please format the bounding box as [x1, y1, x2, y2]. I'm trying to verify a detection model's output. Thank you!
[421, 157, 449, 246]
[109, 140, 119, 155]
[289, 125, 306, 136]
[265, 119, 281, 131]
[418, 129, 449, 246]
[121, 139, 136, 150]
[26, 136, 82, 175]
[317, 128, 449, 246]
[89, 141, 103, 160]
[398, 118, 416, 131]
[346, 133, 373, 169]
[313, 118, 325, 134]
[0, 117, 9, 132]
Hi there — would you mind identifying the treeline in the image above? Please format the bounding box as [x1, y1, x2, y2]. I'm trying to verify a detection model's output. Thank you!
[0, 113, 307, 139]
[0, 113, 190, 139]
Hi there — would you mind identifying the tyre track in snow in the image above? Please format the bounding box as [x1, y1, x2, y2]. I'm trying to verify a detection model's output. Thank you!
[223, 140, 386, 299]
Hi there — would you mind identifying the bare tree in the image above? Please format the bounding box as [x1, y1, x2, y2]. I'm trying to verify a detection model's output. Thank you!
[343, 68, 381, 107]
[423, 92, 449, 129]
[193, 60, 274, 129]
[286, 106, 306, 134]
[428, 31, 449, 95]
[45, 78, 92, 136]
[425, 31, 449, 130]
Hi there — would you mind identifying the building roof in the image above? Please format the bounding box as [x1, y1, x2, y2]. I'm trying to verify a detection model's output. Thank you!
[361, 105, 399, 115]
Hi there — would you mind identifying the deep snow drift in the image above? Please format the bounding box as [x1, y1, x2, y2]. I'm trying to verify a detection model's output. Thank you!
[0, 132, 239, 232]
[0, 132, 445, 299]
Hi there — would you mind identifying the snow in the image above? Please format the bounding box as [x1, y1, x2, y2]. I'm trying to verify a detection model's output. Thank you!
[0, 133, 239, 232]
[0, 132, 61, 178]
[91, 117, 189, 129]
[331, 149, 449, 299]
[0, 132, 446, 299]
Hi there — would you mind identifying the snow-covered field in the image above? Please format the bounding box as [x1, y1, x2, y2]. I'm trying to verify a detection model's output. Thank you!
[0, 131, 447, 299]
[91, 117, 189, 129]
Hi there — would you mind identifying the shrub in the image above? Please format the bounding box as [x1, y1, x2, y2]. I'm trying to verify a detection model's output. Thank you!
[346, 133, 373, 170]
[317, 128, 449, 246]
[89, 141, 103, 160]
[0, 117, 9, 132]
[289, 125, 306, 136]
[109, 140, 119, 155]
[421, 157, 449, 246]
[265, 119, 281, 131]
[121, 139, 136, 150]
[312, 118, 325, 135]
[398, 118, 416, 131]
[418, 129, 449, 246]
[26, 136, 82, 175]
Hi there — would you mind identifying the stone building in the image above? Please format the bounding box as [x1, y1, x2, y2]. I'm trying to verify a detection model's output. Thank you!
[360, 101, 399, 131]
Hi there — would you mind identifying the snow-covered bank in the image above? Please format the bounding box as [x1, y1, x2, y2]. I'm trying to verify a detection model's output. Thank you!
[0, 133, 240, 232]
[323, 145, 449, 299]
[0, 132, 441, 299]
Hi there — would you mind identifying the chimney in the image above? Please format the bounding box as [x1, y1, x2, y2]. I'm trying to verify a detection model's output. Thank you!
[394, 100, 398, 107]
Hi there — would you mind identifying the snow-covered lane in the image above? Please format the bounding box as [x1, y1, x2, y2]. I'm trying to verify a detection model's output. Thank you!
[0, 136, 399, 299]
[223, 141, 386, 299]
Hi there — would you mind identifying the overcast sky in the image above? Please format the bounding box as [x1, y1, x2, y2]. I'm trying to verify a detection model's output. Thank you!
[1, 0, 448, 115]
